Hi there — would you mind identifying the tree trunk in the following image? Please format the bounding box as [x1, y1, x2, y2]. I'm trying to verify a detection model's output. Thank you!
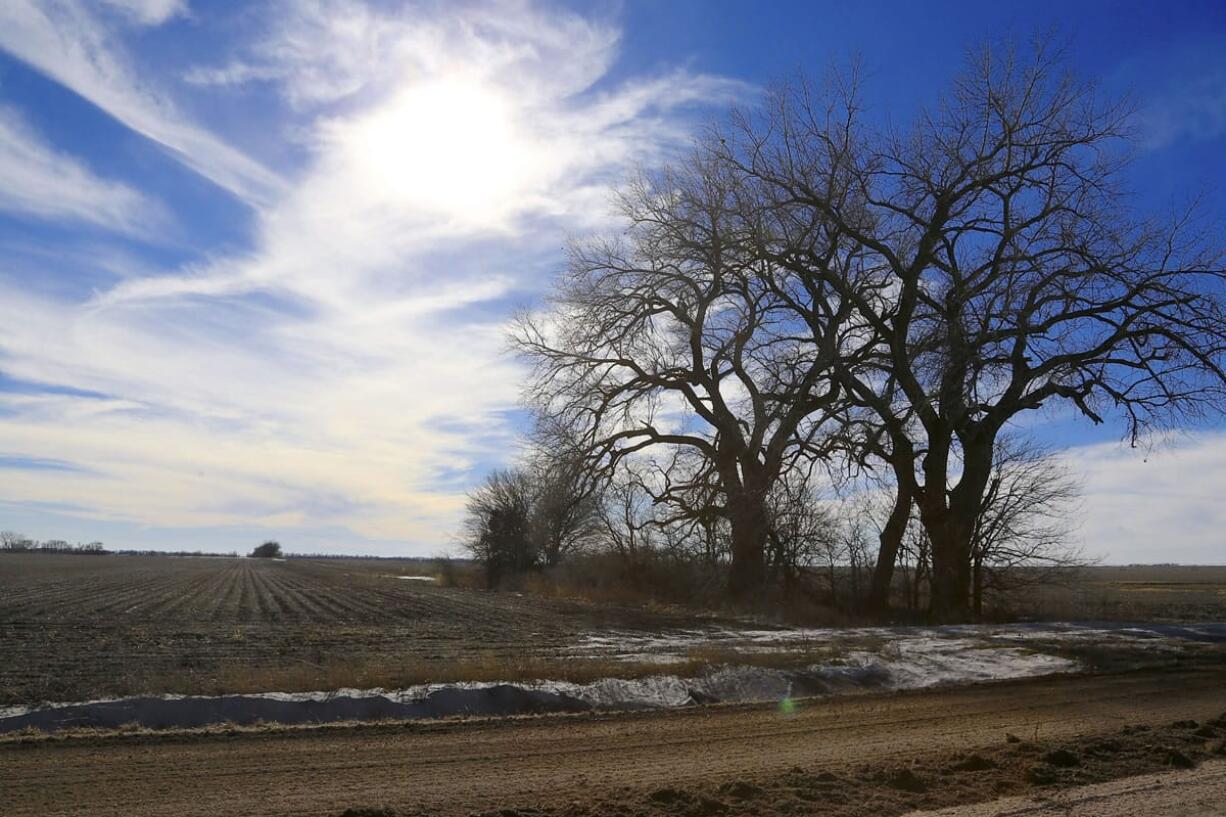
[927, 519, 973, 622]
[867, 481, 911, 614]
[919, 490, 973, 622]
[972, 553, 984, 620]
[923, 437, 994, 623]
[727, 493, 768, 599]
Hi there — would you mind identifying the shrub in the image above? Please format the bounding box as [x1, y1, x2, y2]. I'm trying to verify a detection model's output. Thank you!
[250, 541, 282, 558]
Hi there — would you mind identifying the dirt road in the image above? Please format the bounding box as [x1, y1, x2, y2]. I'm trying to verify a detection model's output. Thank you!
[907, 761, 1226, 816]
[3, 668, 1225, 817]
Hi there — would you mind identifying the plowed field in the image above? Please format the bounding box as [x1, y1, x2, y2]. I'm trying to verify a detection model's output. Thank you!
[0, 554, 686, 705]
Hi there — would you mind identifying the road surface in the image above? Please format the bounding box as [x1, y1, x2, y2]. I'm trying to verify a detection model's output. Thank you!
[3, 667, 1224, 816]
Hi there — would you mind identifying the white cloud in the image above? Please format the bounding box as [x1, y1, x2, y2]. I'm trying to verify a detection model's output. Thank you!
[183, 61, 284, 90]
[1141, 69, 1226, 149]
[1111, 33, 1226, 150]
[1063, 432, 1226, 564]
[0, 1, 746, 551]
[101, 0, 188, 27]
[184, 0, 623, 110]
[0, 106, 166, 236]
[0, 0, 284, 206]
[99, 2, 748, 308]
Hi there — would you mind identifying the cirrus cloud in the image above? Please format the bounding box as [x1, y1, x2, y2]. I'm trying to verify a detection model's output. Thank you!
[0, 0, 748, 553]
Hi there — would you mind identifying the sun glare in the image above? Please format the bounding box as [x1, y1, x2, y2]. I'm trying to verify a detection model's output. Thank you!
[346, 79, 539, 224]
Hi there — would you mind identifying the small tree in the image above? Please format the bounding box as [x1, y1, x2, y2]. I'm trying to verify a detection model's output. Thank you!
[463, 469, 536, 587]
[970, 438, 1084, 617]
[764, 472, 837, 597]
[250, 541, 282, 558]
[528, 452, 602, 568]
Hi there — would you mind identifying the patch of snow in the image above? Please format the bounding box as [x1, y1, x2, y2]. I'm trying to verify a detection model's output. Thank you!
[395, 575, 436, 582]
[8, 620, 1218, 734]
[568, 621, 1226, 664]
[838, 638, 1077, 690]
[0, 637, 1078, 734]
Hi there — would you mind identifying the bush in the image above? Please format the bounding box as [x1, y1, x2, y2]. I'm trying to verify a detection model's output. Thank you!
[250, 541, 282, 558]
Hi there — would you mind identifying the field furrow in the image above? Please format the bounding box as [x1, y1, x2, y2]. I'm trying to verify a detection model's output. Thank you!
[0, 553, 692, 706]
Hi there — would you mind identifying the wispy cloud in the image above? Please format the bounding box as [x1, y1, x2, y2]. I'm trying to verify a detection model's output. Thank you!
[99, 0, 188, 27]
[182, 61, 284, 91]
[0, 1, 747, 551]
[0, 0, 284, 207]
[0, 106, 166, 236]
[1113, 33, 1226, 150]
[1142, 69, 1226, 149]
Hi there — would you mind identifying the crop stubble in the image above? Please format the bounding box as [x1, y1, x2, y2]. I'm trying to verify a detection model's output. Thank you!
[0, 554, 680, 706]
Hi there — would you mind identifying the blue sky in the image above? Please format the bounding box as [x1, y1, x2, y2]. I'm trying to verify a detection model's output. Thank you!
[0, 0, 1224, 561]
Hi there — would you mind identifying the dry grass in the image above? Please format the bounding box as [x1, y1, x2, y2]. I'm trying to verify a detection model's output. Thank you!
[482, 553, 864, 629]
[119, 640, 859, 700]
[995, 566, 1226, 622]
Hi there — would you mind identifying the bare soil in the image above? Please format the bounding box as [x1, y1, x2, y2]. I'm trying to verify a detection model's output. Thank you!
[905, 761, 1226, 816]
[6, 555, 1226, 708]
[3, 667, 1224, 816]
[0, 554, 712, 705]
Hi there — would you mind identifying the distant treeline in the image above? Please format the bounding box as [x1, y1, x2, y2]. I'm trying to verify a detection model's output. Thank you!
[0, 531, 244, 557]
[0, 531, 457, 561]
[285, 553, 473, 562]
[0, 533, 108, 554]
[110, 549, 239, 558]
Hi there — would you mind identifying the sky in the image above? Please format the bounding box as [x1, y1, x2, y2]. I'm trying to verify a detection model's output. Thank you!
[0, 0, 1224, 562]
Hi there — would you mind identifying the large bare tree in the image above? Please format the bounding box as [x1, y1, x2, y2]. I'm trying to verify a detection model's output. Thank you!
[718, 43, 1226, 619]
[514, 150, 872, 597]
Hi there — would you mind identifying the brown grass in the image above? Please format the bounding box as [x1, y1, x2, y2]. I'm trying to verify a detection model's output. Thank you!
[997, 565, 1226, 622]
[123, 641, 860, 700]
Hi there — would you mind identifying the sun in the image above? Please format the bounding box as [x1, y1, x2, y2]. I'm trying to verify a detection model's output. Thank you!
[344, 78, 542, 225]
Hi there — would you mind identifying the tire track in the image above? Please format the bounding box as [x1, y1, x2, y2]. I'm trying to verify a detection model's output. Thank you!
[2, 668, 1223, 817]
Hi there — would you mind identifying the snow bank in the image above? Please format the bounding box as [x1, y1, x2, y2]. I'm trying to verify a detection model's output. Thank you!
[0, 636, 1076, 734]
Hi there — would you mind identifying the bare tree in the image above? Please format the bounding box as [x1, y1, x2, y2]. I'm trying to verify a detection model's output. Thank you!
[462, 452, 601, 586]
[970, 437, 1084, 617]
[0, 531, 31, 551]
[514, 148, 872, 597]
[597, 469, 656, 569]
[718, 42, 1226, 619]
[528, 453, 602, 568]
[763, 470, 837, 595]
[463, 468, 536, 587]
[899, 514, 932, 614]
